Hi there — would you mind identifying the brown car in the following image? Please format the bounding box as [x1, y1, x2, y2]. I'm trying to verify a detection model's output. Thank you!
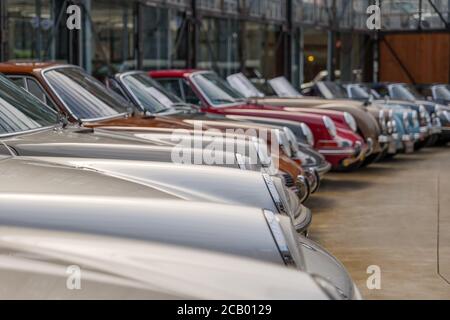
[0, 62, 306, 195]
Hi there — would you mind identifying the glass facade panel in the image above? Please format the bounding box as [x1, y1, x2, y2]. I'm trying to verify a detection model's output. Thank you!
[381, 0, 450, 30]
[303, 28, 328, 83]
[198, 17, 240, 77]
[90, 0, 135, 79]
[7, 0, 52, 59]
[244, 22, 283, 80]
[140, 6, 188, 70]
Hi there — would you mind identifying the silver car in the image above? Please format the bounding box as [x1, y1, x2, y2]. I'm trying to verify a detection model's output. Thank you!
[0, 155, 361, 300]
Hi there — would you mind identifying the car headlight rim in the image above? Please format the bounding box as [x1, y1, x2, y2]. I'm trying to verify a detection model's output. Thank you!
[378, 110, 387, 132]
[300, 123, 315, 147]
[322, 116, 337, 138]
[263, 209, 296, 267]
[343, 112, 357, 133]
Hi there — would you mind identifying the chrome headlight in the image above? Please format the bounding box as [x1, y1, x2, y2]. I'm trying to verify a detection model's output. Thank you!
[323, 116, 337, 138]
[300, 123, 315, 147]
[386, 120, 394, 135]
[251, 137, 272, 168]
[378, 110, 387, 132]
[392, 118, 398, 133]
[419, 105, 427, 121]
[304, 168, 320, 194]
[274, 129, 292, 158]
[283, 127, 300, 155]
[263, 209, 295, 266]
[388, 109, 394, 121]
[343, 112, 357, 132]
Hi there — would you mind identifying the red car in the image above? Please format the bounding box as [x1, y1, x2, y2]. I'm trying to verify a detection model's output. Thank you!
[150, 70, 369, 170]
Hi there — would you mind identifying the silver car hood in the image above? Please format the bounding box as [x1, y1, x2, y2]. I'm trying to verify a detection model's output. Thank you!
[3, 127, 261, 170]
[0, 156, 277, 212]
[0, 183, 284, 264]
[0, 227, 328, 300]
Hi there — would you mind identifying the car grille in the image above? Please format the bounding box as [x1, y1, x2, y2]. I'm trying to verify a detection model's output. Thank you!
[283, 173, 295, 188]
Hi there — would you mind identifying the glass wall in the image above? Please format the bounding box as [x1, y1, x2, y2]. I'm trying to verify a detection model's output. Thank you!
[244, 22, 283, 80]
[7, 0, 53, 60]
[302, 28, 328, 83]
[139, 6, 188, 70]
[90, 0, 135, 80]
[198, 17, 240, 77]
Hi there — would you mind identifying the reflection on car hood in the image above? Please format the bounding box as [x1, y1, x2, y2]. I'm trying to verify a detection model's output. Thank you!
[0, 156, 276, 212]
[4, 127, 258, 170]
[0, 227, 328, 299]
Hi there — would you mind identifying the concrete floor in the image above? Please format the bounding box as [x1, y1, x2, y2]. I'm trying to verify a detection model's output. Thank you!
[306, 146, 450, 300]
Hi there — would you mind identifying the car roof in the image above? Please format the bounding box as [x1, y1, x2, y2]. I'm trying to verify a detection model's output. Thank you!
[0, 61, 62, 74]
[149, 69, 204, 78]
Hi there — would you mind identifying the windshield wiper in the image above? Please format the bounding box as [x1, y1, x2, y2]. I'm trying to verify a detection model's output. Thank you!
[213, 99, 235, 104]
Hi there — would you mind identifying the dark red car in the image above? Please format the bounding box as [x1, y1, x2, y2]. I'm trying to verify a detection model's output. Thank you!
[150, 70, 369, 170]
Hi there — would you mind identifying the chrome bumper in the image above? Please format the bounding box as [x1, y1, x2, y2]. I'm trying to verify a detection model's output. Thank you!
[296, 175, 310, 203]
[304, 168, 320, 194]
[365, 138, 374, 157]
[378, 135, 390, 144]
[316, 162, 332, 178]
[294, 205, 312, 236]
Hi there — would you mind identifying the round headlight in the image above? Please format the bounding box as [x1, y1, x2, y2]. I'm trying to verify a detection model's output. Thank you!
[274, 129, 292, 158]
[300, 123, 315, 147]
[378, 110, 387, 131]
[283, 127, 300, 154]
[419, 105, 427, 117]
[323, 116, 337, 138]
[251, 137, 272, 168]
[343, 112, 357, 132]
[388, 109, 394, 121]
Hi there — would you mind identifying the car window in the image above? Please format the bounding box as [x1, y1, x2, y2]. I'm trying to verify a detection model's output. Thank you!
[107, 78, 130, 101]
[181, 80, 201, 105]
[26, 78, 47, 103]
[24, 78, 58, 112]
[0, 74, 58, 135]
[158, 79, 183, 99]
[9, 77, 26, 89]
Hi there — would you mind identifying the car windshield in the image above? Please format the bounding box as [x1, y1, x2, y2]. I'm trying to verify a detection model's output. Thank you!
[348, 85, 371, 99]
[43, 67, 130, 121]
[268, 77, 302, 98]
[122, 73, 182, 113]
[434, 85, 450, 100]
[227, 73, 264, 98]
[390, 84, 424, 101]
[191, 72, 245, 106]
[317, 81, 348, 99]
[0, 74, 58, 136]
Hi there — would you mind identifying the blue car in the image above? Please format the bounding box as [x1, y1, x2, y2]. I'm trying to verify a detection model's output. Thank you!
[344, 84, 422, 154]
[345, 83, 432, 151]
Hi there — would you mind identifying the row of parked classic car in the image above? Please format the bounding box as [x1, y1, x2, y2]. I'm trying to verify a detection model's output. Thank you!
[0, 61, 448, 299]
